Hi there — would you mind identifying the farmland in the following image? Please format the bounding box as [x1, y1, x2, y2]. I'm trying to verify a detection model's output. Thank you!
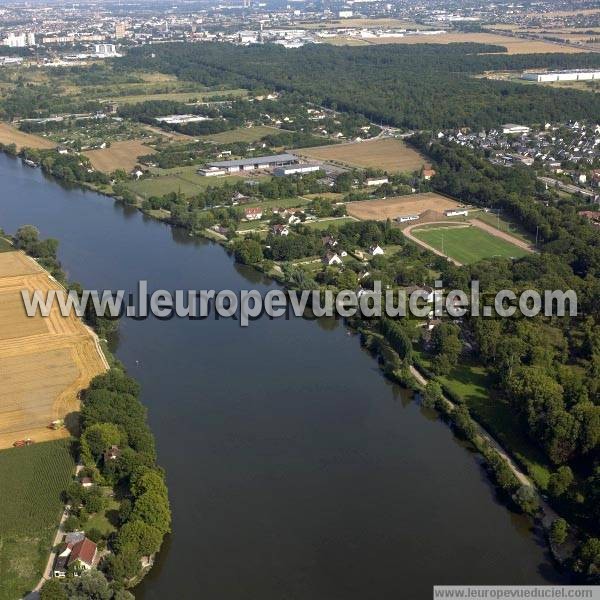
[0, 122, 55, 151]
[0, 251, 108, 450]
[83, 139, 154, 173]
[127, 167, 265, 199]
[410, 223, 530, 264]
[347, 192, 463, 221]
[296, 138, 430, 173]
[102, 88, 248, 105]
[357, 32, 586, 54]
[0, 439, 75, 600]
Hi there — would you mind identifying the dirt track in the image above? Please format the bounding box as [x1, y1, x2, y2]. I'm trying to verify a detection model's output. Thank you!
[402, 221, 464, 266]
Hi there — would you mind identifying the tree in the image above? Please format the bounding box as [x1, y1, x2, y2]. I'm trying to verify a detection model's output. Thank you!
[233, 238, 263, 265]
[451, 404, 476, 440]
[103, 546, 141, 583]
[81, 422, 125, 464]
[40, 579, 68, 600]
[64, 570, 113, 600]
[131, 490, 171, 535]
[422, 381, 444, 410]
[575, 537, 600, 575]
[548, 466, 574, 498]
[550, 518, 569, 546]
[115, 520, 163, 557]
[13, 224, 39, 250]
[512, 485, 539, 515]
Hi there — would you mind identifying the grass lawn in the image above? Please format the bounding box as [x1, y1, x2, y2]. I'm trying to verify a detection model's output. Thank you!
[127, 172, 254, 199]
[412, 225, 529, 264]
[0, 439, 75, 600]
[417, 353, 551, 488]
[85, 493, 119, 537]
[303, 217, 357, 230]
[201, 125, 284, 144]
[474, 210, 535, 244]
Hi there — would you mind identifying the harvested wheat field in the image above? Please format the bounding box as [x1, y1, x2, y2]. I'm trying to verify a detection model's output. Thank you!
[84, 139, 154, 173]
[296, 138, 430, 173]
[0, 122, 56, 151]
[0, 251, 108, 449]
[347, 192, 463, 221]
[364, 32, 586, 54]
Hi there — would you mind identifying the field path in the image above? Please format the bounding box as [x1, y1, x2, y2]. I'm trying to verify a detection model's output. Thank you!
[402, 221, 464, 266]
[470, 218, 535, 253]
[409, 365, 561, 528]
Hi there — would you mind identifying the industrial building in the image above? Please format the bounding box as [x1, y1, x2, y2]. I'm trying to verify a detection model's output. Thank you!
[502, 124, 531, 135]
[521, 70, 600, 83]
[202, 153, 299, 175]
[273, 164, 321, 177]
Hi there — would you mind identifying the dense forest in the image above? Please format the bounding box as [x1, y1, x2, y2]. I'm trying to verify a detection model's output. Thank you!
[399, 137, 600, 564]
[117, 42, 600, 129]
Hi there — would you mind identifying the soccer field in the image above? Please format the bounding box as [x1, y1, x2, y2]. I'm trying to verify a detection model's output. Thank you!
[412, 225, 529, 264]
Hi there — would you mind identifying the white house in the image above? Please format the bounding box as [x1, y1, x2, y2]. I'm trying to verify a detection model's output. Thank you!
[369, 245, 385, 256]
[445, 209, 469, 217]
[366, 177, 389, 187]
[245, 207, 263, 221]
[323, 251, 343, 266]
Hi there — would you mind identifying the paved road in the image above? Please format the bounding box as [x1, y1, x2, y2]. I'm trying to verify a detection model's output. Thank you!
[538, 176, 597, 199]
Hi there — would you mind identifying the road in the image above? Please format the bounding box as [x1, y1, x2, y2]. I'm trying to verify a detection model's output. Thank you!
[538, 176, 597, 199]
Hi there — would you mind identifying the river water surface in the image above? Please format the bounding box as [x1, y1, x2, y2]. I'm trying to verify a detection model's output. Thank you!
[0, 154, 564, 599]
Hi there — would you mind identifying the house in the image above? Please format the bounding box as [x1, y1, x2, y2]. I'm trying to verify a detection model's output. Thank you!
[80, 477, 94, 488]
[502, 124, 531, 135]
[323, 251, 343, 266]
[422, 168, 436, 180]
[321, 235, 338, 248]
[396, 214, 419, 223]
[231, 191, 250, 205]
[444, 209, 469, 217]
[245, 207, 263, 221]
[366, 177, 389, 187]
[103, 445, 121, 462]
[369, 245, 385, 256]
[271, 224, 289, 236]
[53, 537, 97, 577]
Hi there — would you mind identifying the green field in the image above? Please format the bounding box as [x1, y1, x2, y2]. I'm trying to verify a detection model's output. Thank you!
[303, 217, 357, 230]
[201, 125, 284, 144]
[0, 439, 75, 599]
[416, 353, 551, 488]
[127, 169, 262, 199]
[412, 225, 529, 264]
[103, 89, 247, 104]
[473, 211, 535, 244]
[0, 237, 13, 252]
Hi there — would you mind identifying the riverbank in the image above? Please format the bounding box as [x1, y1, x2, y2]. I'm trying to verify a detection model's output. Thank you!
[10, 144, 580, 576]
[0, 227, 170, 597]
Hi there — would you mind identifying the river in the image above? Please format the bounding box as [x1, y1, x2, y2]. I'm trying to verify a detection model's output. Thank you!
[0, 154, 564, 599]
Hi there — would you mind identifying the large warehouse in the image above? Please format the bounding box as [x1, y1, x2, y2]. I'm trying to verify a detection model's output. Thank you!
[201, 153, 299, 175]
[521, 70, 600, 82]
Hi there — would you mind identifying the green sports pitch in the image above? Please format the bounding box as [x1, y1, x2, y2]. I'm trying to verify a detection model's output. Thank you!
[411, 225, 530, 264]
